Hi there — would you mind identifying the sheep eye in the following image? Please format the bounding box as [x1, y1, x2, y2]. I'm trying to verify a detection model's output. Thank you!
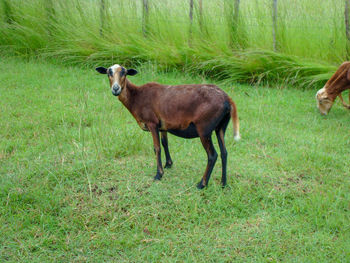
[120, 67, 126, 76]
[108, 68, 113, 77]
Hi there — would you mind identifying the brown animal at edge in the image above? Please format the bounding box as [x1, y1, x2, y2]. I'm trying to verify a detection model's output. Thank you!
[316, 62, 350, 115]
[96, 64, 240, 189]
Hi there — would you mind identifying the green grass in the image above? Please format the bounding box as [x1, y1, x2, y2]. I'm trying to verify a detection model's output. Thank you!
[0, 0, 344, 88]
[1, 57, 350, 262]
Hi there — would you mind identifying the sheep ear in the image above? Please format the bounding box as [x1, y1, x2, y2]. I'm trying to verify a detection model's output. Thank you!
[96, 67, 107, 74]
[127, 69, 138, 76]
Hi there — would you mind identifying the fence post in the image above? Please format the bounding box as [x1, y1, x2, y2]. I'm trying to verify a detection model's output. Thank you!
[234, 0, 240, 25]
[272, 0, 278, 51]
[225, 0, 240, 48]
[142, 0, 149, 37]
[233, 0, 240, 44]
[345, 0, 350, 59]
[45, 0, 55, 36]
[2, 0, 13, 24]
[199, 0, 203, 32]
[189, 0, 194, 45]
[100, 0, 105, 36]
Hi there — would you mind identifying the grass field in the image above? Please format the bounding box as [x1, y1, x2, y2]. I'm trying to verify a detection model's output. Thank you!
[1, 57, 350, 262]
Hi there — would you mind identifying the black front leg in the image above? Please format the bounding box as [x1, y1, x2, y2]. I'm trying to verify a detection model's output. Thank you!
[148, 124, 164, 180]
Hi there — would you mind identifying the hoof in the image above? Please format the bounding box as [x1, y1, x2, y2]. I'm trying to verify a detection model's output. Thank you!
[154, 174, 163, 181]
[196, 180, 206, 189]
[164, 162, 173, 169]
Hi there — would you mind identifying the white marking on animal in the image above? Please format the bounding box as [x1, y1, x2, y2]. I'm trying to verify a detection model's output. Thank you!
[234, 133, 241, 141]
[316, 87, 326, 97]
[110, 64, 122, 92]
[110, 64, 121, 75]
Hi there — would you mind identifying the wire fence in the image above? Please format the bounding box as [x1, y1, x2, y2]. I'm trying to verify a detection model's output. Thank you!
[1, 0, 348, 59]
[95, 0, 349, 47]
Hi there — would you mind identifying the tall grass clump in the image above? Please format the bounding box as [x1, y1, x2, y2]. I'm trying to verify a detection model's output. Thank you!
[0, 0, 346, 88]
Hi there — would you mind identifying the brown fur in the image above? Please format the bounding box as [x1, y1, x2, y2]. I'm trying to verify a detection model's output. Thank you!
[120, 81, 233, 133]
[97, 65, 240, 188]
[316, 62, 350, 115]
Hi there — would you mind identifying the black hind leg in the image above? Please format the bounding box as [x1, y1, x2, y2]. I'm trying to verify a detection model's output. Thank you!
[161, 132, 173, 168]
[216, 129, 228, 187]
[215, 114, 230, 187]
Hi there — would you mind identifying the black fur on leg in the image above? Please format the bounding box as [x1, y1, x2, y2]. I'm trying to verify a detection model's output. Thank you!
[161, 132, 173, 169]
[149, 124, 164, 181]
[215, 113, 230, 188]
[198, 135, 217, 189]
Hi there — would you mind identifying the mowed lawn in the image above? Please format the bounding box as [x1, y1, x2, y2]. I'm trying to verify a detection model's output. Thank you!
[1, 57, 350, 262]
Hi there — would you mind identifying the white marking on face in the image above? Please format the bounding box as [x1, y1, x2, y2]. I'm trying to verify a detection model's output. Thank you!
[110, 64, 121, 76]
[316, 87, 326, 97]
[315, 86, 332, 115]
[109, 64, 123, 95]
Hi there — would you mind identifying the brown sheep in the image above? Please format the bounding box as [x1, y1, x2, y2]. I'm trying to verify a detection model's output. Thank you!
[316, 62, 350, 115]
[96, 64, 240, 189]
